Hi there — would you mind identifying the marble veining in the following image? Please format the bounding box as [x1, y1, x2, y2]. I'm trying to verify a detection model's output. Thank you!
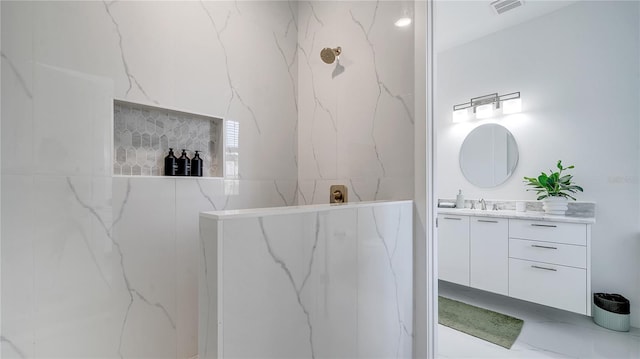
[298, 33, 336, 179]
[349, 8, 386, 177]
[66, 178, 112, 288]
[350, 178, 382, 202]
[258, 216, 318, 359]
[274, 180, 290, 206]
[199, 1, 261, 135]
[102, 1, 157, 104]
[350, 179, 364, 201]
[297, 180, 318, 205]
[286, 1, 298, 35]
[0, 51, 33, 98]
[273, 29, 300, 168]
[69, 176, 178, 358]
[200, 201, 412, 358]
[1, 335, 27, 359]
[371, 207, 412, 357]
[196, 179, 222, 211]
[273, 32, 298, 112]
[66, 175, 133, 358]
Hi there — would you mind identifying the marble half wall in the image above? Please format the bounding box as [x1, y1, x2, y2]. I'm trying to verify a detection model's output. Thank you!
[199, 200, 413, 358]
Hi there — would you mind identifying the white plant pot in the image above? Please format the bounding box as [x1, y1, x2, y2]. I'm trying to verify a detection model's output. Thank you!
[543, 196, 568, 215]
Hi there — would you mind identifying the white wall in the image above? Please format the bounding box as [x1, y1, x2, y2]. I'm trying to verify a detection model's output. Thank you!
[1, 1, 420, 358]
[436, 1, 640, 327]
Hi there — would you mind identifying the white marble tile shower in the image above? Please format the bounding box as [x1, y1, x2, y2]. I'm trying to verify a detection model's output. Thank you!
[1, 1, 416, 358]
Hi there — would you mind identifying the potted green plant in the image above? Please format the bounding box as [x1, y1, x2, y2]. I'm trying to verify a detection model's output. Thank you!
[523, 160, 584, 215]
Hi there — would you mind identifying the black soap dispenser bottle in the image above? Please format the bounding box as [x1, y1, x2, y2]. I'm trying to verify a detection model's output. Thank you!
[177, 149, 191, 176]
[164, 148, 178, 176]
[190, 151, 203, 177]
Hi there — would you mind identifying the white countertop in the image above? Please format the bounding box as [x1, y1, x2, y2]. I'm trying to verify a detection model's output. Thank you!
[200, 200, 413, 220]
[437, 208, 595, 224]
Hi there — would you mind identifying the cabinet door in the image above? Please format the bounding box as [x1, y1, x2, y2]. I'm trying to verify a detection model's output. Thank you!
[509, 258, 587, 314]
[438, 215, 470, 286]
[470, 217, 508, 295]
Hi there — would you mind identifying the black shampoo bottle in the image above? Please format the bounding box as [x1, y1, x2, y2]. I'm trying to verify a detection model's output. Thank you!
[191, 151, 203, 177]
[164, 148, 178, 176]
[177, 149, 191, 176]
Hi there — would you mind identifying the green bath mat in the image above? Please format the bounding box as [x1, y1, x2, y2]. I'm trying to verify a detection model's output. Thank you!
[438, 296, 524, 349]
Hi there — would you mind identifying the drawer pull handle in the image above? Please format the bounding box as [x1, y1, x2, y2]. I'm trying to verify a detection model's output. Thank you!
[443, 217, 462, 220]
[531, 265, 557, 272]
[531, 223, 557, 228]
[477, 219, 498, 223]
[531, 244, 558, 250]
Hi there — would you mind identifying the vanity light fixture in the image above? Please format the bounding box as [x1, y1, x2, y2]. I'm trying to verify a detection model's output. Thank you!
[452, 91, 521, 122]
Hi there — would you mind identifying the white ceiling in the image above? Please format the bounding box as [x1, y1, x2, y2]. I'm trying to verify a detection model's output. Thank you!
[434, 0, 579, 53]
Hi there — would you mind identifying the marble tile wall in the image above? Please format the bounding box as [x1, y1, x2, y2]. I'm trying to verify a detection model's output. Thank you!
[114, 101, 223, 177]
[199, 201, 413, 358]
[296, 1, 415, 204]
[1, 59, 117, 358]
[1, 1, 299, 358]
[1, 1, 417, 358]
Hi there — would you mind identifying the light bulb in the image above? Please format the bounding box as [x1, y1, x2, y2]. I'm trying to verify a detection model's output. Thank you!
[502, 98, 522, 114]
[475, 104, 494, 119]
[453, 108, 470, 123]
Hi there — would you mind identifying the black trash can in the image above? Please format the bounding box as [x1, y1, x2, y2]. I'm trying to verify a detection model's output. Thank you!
[593, 293, 630, 332]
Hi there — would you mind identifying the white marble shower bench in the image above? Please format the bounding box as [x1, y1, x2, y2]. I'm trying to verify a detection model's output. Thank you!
[199, 200, 413, 359]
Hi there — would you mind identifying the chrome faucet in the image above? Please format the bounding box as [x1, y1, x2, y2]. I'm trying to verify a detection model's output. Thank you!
[479, 198, 487, 210]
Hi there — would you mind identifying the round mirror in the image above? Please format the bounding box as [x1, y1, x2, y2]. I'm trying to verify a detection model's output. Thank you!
[459, 124, 519, 188]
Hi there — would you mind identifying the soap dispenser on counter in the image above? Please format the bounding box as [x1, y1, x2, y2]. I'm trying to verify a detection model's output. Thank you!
[164, 148, 178, 176]
[456, 189, 465, 208]
[177, 149, 191, 176]
[190, 151, 203, 177]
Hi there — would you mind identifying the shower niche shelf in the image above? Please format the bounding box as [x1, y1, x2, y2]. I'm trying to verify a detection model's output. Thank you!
[113, 99, 224, 178]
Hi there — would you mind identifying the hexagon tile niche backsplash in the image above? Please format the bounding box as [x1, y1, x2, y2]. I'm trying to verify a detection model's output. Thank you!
[113, 100, 223, 177]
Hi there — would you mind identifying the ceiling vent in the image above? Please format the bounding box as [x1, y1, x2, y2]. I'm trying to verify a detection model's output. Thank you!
[490, 0, 524, 15]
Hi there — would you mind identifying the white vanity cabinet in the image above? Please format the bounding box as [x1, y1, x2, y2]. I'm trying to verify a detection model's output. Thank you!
[508, 219, 591, 315]
[470, 217, 508, 295]
[438, 210, 593, 316]
[438, 214, 470, 286]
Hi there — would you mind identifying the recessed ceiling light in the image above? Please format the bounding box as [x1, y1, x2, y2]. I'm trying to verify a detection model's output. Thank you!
[394, 17, 412, 27]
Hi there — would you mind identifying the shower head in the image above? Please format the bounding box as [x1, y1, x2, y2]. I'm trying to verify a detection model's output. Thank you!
[320, 46, 342, 64]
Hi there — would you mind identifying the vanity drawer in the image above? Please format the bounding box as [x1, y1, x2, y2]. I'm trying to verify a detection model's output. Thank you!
[509, 238, 586, 268]
[509, 258, 587, 314]
[509, 219, 586, 246]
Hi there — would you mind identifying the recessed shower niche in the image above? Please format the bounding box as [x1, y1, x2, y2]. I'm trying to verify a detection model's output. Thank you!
[113, 100, 223, 177]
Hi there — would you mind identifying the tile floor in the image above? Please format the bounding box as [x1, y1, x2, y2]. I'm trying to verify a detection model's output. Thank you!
[438, 281, 640, 359]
